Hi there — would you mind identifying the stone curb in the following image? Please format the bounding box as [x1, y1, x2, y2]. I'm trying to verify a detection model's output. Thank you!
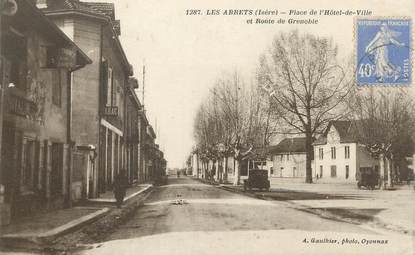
[87, 184, 153, 204]
[0, 208, 110, 250]
[0, 185, 154, 251]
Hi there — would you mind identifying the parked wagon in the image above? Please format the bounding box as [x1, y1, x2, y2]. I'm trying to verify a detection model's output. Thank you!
[356, 167, 379, 190]
[243, 169, 270, 191]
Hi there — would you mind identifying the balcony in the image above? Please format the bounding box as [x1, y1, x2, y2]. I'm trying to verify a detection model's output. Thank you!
[103, 106, 118, 116]
[7, 93, 37, 118]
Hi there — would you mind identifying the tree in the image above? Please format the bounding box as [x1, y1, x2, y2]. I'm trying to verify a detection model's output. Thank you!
[257, 31, 353, 183]
[350, 88, 415, 188]
[193, 71, 268, 185]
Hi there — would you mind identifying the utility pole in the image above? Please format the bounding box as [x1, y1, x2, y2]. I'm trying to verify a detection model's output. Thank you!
[234, 72, 241, 186]
[142, 65, 145, 109]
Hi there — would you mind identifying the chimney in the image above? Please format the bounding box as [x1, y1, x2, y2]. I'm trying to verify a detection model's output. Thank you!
[35, 0, 47, 8]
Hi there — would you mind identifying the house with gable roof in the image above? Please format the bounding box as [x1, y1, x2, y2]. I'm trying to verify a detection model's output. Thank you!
[313, 120, 379, 183]
[268, 137, 310, 178]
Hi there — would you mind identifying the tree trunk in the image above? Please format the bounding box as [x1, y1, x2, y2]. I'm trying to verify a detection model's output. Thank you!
[218, 160, 223, 183]
[202, 161, 206, 179]
[305, 129, 313, 183]
[387, 157, 394, 189]
[233, 159, 240, 186]
[215, 160, 220, 182]
[379, 154, 386, 189]
[196, 154, 199, 179]
[223, 156, 228, 183]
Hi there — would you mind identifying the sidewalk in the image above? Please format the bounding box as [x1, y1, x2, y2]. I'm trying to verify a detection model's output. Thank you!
[0, 183, 153, 251]
[0, 207, 109, 250]
[87, 184, 152, 204]
[216, 180, 415, 235]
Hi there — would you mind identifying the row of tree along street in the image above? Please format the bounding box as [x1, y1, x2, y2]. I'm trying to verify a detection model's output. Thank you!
[191, 30, 415, 188]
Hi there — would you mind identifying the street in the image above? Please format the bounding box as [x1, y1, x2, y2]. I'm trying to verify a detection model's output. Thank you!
[78, 177, 413, 255]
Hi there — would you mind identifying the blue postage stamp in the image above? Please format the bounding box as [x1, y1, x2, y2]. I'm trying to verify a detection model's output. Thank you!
[356, 18, 412, 86]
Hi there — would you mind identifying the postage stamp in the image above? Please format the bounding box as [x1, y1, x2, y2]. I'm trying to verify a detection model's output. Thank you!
[355, 17, 412, 86]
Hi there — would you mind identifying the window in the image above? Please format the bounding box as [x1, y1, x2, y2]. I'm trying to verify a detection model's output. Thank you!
[331, 147, 336, 159]
[9, 52, 27, 91]
[45, 46, 58, 68]
[51, 143, 63, 196]
[107, 131, 112, 187]
[270, 167, 274, 175]
[107, 67, 113, 106]
[293, 167, 296, 177]
[287, 154, 290, 161]
[4, 32, 27, 91]
[22, 139, 35, 190]
[330, 165, 337, 177]
[319, 148, 324, 160]
[113, 79, 117, 106]
[345, 165, 349, 179]
[52, 70, 62, 106]
[345, 146, 350, 159]
[101, 60, 108, 106]
[319, 165, 323, 178]
[280, 154, 283, 161]
[280, 167, 284, 177]
[114, 134, 119, 175]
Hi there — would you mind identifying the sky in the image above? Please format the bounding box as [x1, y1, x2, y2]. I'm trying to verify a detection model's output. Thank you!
[87, 0, 414, 168]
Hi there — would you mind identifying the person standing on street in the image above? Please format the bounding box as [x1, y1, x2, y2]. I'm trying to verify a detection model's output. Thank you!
[113, 170, 128, 208]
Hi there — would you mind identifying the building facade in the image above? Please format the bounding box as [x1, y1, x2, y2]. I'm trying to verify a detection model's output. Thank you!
[313, 120, 378, 183]
[125, 77, 141, 184]
[268, 138, 308, 178]
[40, 0, 134, 197]
[0, 0, 90, 224]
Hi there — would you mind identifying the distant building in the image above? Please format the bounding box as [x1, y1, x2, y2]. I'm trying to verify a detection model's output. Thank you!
[313, 120, 378, 183]
[125, 78, 141, 184]
[268, 138, 308, 178]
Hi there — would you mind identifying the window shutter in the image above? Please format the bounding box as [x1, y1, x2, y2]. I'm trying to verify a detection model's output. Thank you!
[107, 67, 113, 106]
[112, 76, 117, 106]
[101, 60, 108, 106]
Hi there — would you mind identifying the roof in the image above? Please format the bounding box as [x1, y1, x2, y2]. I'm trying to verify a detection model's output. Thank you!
[126, 81, 141, 110]
[268, 137, 307, 154]
[9, 0, 91, 67]
[313, 120, 360, 145]
[43, 0, 113, 18]
[41, 0, 132, 75]
[82, 2, 115, 19]
[147, 125, 156, 139]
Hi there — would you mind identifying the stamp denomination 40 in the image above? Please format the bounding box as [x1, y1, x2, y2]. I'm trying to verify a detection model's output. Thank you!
[356, 18, 412, 86]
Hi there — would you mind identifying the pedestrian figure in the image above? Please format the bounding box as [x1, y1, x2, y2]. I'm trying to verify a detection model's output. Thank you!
[113, 171, 128, 208]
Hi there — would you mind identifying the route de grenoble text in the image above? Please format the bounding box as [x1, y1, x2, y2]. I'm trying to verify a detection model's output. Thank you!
[185, 9, 373, 25]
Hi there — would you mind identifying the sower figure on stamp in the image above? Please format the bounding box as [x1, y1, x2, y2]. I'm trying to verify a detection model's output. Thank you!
[113, 170, 128, 208]
[365, 23, 405, 82]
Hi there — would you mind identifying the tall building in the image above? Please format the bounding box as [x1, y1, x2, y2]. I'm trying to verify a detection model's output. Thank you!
[39, 0, 133, 197]
[0, 0, 91, 224]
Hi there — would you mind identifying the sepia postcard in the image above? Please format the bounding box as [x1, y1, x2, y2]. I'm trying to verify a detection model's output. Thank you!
[0, 0, 414, 254]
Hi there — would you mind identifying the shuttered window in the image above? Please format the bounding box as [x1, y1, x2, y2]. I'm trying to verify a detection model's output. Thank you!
[330, 165, 337, 177]
[107, 67, 113, 106]
[101, 60, 108, 106]
[345, 146, 350, 159]
[52, 70, 62, 106]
